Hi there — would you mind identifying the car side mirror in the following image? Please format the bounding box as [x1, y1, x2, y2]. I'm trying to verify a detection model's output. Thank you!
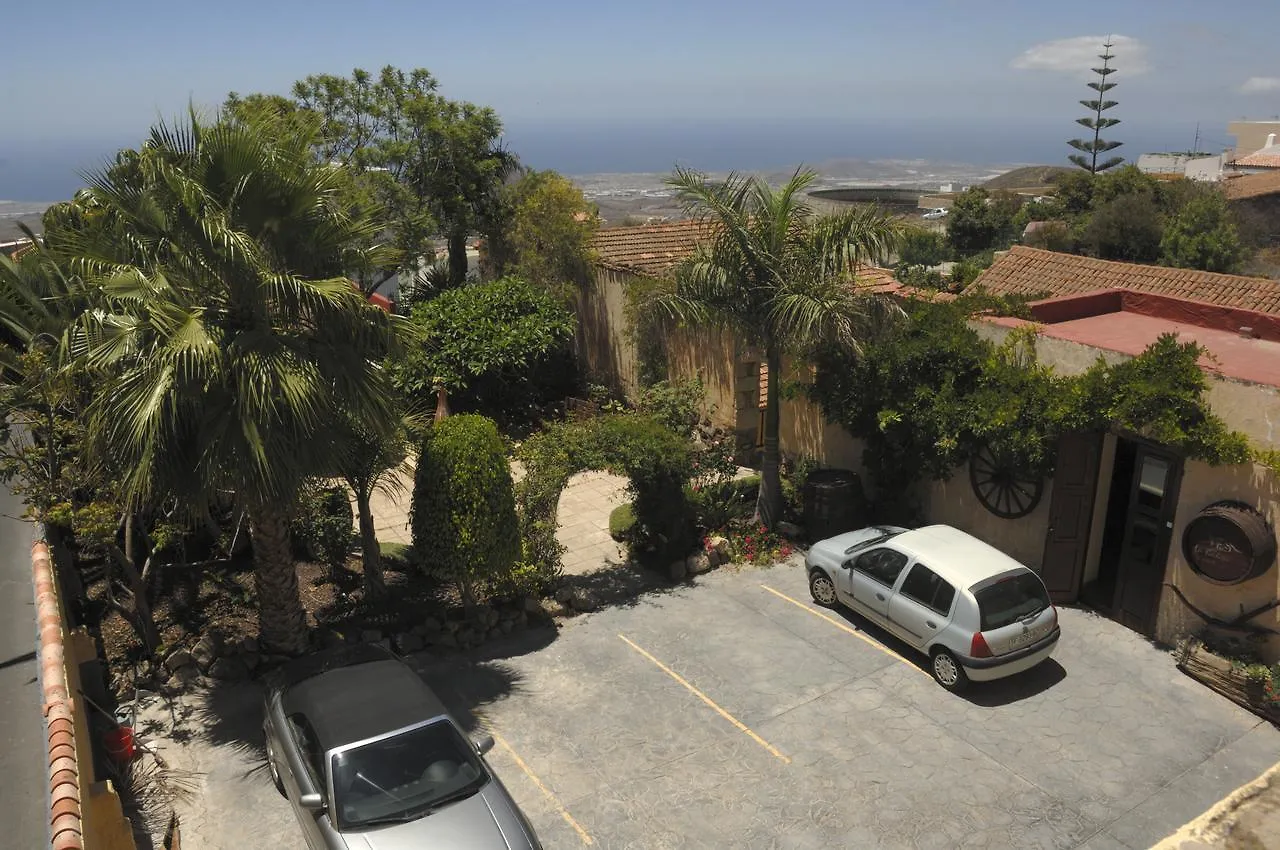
[474, 734, 495, 755]
[299, 791, 326, 812]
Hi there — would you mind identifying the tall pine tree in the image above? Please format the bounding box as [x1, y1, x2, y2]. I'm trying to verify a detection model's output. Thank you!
[1068, 39, 1124, 174]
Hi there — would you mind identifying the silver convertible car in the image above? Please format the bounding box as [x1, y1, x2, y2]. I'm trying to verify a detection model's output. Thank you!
[806, 524, 1060, 691]
[263, 644, 542, 849]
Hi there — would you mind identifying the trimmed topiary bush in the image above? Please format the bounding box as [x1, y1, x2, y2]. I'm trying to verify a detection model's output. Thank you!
[609, 503, 637, 541]
[410, 414, 520, 606]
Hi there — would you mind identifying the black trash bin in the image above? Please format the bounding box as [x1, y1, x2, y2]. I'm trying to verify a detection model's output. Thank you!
[803, 469, 867, 542]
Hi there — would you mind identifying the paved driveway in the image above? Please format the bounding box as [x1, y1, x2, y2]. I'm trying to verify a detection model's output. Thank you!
[151, 559, 1280, 849]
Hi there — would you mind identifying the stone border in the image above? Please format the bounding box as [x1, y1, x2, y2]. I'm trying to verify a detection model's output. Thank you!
[33, 539, 84, 850]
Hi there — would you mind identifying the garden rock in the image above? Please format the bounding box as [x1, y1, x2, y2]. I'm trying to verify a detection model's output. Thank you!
[191, 636, 219, 671]
[395, 633, 425, 654]
[554, 586, 574, 604]
[208, 657, 249, 681]
[418, 616, 443, 635]
[500, 620, 515, 633]
[777, 521, 804, 539]
[568, 588, 598, 612]
[164, 649, 194, 674]
[238, 636, 259, 654]
[686, 552, 713, 575]
[522, 596, 543, 615]
[360, 629, 383, 644]
[167, 664, 201, 688]
[668, 559, 688, 581]
[241, 652, 260, 672]
[435, 632, 459, 648]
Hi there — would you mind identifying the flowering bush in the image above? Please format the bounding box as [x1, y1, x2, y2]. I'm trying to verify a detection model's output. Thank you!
[712, 524, 794, 566]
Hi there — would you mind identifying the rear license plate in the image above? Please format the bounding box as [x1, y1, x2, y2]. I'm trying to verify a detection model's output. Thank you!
[1007, 629, 1038, 649]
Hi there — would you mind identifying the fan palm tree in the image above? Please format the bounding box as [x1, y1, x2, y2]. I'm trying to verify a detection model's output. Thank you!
[59, 112, 406, 655]
[658, 166, 903, 529]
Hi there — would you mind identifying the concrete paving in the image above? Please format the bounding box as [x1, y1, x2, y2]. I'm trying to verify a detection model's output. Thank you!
[144, 558, 1280, 849]
[0, 483, 50, 850]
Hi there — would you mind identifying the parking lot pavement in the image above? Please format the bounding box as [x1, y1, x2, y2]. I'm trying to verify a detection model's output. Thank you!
[418, 561, 1280, 850]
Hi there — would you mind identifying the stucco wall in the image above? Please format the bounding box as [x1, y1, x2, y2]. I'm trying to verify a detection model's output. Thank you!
[977, 321, 1280, 449]
[575, 267, 739, 431]
[924, 462, 1055, 570]
[1155, 460, 1280, 659]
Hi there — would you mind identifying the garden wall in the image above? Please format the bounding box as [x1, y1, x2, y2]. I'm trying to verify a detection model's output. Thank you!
[575, 267, 739, 431]
[924, 463, 1055, 570]
[1156, 460, 1280, 659]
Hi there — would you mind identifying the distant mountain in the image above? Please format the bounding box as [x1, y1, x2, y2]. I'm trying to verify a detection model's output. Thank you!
[983, 166, 1074, 191]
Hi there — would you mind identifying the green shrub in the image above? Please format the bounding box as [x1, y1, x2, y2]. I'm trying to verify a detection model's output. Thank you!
[691, 475, 759, 530]
[378, 541, 415, 571]
[293, 485, 354, 572]
[411, 414, 521, 605]
[609, 503, 637, 541]
[635, 377, 706, 438]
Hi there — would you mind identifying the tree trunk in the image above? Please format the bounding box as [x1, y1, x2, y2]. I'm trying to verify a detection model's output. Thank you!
[355, 491, 387, 599]
[249, 505, 309, 655]
[105, 543, 160, 653]
[448, 229, 468, 288]
[756, 345, 784, 530]
[434, 386, 451, 423]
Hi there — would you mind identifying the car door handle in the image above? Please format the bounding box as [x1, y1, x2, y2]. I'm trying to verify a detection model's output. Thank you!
[875, 593, 886, 601]
[926, 620, 937, 629]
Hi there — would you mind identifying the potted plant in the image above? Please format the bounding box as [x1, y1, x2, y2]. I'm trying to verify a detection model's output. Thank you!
[1243, 664, 1272, 704]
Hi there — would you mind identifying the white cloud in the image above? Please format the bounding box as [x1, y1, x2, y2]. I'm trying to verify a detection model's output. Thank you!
[1241, 77, 1280, 94]
[1011, 35, 1149, 76]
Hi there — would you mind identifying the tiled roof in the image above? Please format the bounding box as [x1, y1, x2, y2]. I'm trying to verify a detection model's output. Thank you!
[1225, 170, 1280, 201]
[591, 221, 711, 276]
[972, 246, 1280, 316]
[1229, 152, 1280, 169]
[33, 541, 84, 850]
[591, 220, 901, 293]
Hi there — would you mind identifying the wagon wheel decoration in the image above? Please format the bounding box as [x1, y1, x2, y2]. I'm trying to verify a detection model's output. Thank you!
[969, 444, 1044, 519]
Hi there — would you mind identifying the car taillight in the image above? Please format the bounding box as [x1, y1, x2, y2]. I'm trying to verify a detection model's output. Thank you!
[970, 632, 993, 658]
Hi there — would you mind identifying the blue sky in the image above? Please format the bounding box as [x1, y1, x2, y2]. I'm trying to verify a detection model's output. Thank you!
[4, 0, 1280, 198]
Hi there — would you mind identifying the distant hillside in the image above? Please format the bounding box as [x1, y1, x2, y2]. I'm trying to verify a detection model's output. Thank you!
[983, 166, 1074, 191]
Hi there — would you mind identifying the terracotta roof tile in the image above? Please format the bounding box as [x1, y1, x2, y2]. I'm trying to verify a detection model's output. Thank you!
[591, 220, 712, 277]
[972, 246, 1280, 316]
[1229, 153, 1280, 169]
[1225, 170, 1280, 201]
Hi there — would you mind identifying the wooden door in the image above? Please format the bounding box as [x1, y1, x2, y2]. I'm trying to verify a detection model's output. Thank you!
[1040, 432, 1103, 603]
[1113, 447, 1183, 635]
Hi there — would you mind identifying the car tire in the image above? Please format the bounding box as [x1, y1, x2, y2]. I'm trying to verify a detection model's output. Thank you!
[809, 571, 838, 608]
[929, 648, 969, 693]
[266, 740, 286, 796]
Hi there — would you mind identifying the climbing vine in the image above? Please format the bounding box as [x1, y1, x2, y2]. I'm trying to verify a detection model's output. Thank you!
[809, 294, 1253, 521]
[516, 413, 696, 581]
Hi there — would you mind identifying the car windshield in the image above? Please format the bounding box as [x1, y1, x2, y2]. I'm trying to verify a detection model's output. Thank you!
[331, 719, 488, 830]
[975, 572, 1051, 632]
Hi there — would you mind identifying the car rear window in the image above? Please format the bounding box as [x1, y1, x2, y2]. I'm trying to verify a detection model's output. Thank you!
[975, 572, 1051, 631]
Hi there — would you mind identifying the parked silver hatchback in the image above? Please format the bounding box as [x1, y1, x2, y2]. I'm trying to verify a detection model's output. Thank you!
[806, 524, 1060, 691]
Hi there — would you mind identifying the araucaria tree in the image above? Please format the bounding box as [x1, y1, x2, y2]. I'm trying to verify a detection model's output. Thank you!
[1068, 38, 1124, 174]
[60, 113, 405, 655]
[656, 167, 902, 529]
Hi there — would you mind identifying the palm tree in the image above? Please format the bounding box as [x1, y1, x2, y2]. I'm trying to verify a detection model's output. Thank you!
[658, 166, 903, 529]
[58, 112, 405, 655]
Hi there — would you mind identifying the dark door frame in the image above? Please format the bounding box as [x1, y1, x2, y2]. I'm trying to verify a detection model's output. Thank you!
[1109, 439, 1185, 635]
[1040, 430, 1105, 603]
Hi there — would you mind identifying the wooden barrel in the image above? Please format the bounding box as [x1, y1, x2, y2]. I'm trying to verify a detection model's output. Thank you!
[1182, 502, 1276, 585]
[803, 469, 868, 542]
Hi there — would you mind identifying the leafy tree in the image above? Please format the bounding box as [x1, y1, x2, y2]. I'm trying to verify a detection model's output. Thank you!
[389, 276, 576, 422]
[410, 414, 519, 606]
[53, 113, 405, 655]
[1160, 192, 1247, 273]
[1068, 39, 1124, 174]
[294, 486, 354, 586]
[945, 188, 1019, 256]
[1052, 170, 1096, 217]
[333, 414, 412, 598]
[1081, 194, 1163, 262]
[898, 227, 950, 267]
[485, 170, 598, 288]
[652, 166, 902, 529]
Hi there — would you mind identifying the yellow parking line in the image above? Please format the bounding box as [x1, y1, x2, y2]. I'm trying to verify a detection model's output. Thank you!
[617, 634, 790, 763]
[758, 584, 927, 676]
[492, 731, 594, 845]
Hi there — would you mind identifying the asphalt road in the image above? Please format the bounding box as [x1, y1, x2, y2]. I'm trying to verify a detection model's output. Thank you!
[0, 483, 48, 849]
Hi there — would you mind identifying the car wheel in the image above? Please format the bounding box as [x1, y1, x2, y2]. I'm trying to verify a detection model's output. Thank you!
[930, 648, 969, 693]
[266, 740, 286, 796]
[809, 571, 838, 608]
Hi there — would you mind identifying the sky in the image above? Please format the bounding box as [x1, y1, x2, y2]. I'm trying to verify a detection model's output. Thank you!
[3, 0, 1280, 200]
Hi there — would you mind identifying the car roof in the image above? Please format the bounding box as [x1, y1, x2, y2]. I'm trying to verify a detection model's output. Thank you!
[280, 654, 450, 752]
[890, 525, 1031, 590]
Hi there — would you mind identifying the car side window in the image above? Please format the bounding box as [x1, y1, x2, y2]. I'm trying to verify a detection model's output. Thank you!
[898, 564, 956, 615]
[851, 547, 909, 587]
[288, 713, 326, 792]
